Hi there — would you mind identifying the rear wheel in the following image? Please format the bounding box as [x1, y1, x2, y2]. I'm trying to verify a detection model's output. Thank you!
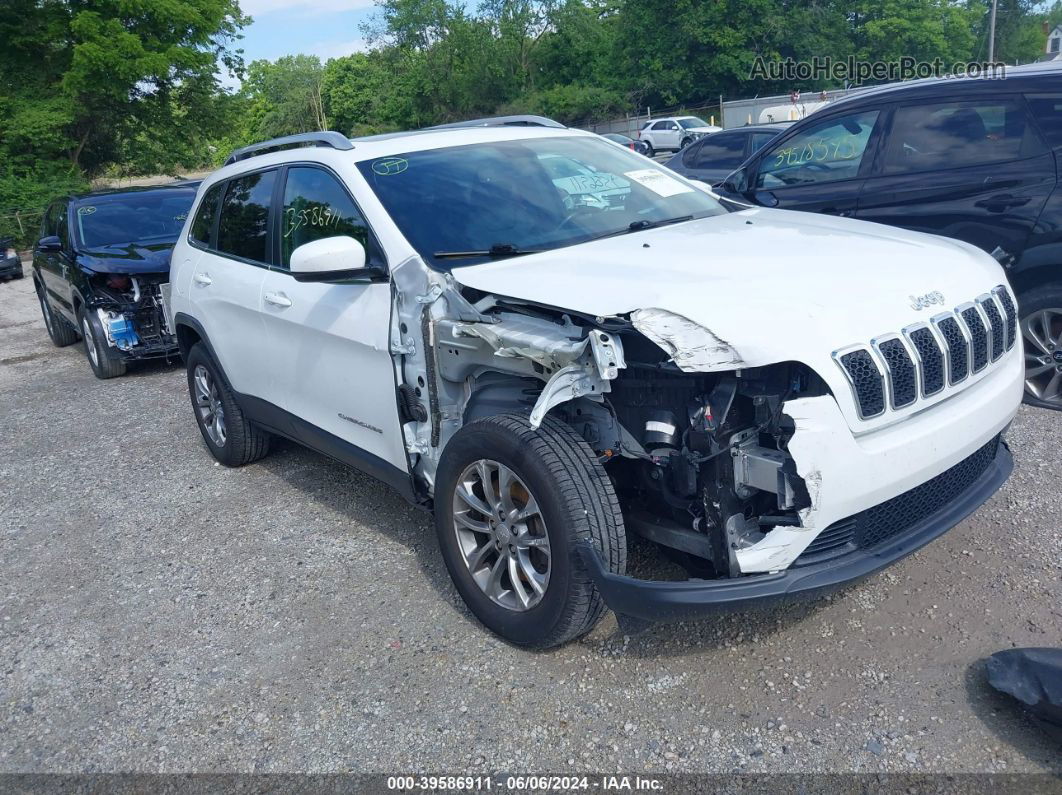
[79, 307, 127, 379]
[1018, 283, 1062, 410]
[643, 141, 655, 158]
[185, 342, 271, 466]
[37, 283, 78, 347]
[434, 414, 626, 648]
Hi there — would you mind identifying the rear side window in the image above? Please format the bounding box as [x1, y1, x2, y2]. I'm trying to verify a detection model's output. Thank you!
[190, 184, 222, 247]
[1027, 94, 1062, 149]
[280, 167, 371, 268]
[216, 170, 277, 264]
[882, 100, 1045, 174]
[749, 132, 777, 155]
[690, 133, 747, 169]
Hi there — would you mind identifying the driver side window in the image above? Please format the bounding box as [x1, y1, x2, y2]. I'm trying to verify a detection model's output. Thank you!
[757, 111, 879, 188]
[280, 167, 371, 269]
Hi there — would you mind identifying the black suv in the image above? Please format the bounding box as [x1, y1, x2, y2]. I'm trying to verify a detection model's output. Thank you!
[716, 63, 1062, 409]
[32, 184, 197, 378]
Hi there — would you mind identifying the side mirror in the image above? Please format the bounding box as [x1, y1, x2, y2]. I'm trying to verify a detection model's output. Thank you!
[37, 235, 61, 252]
[290, 236, 386, 283]
[721, 166, 749, 195]
[753, 191, 779, 208]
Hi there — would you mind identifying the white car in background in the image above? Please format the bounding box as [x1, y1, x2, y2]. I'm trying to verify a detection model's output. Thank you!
[167, 116, 1022, 649]
[637, 116, 722, 156]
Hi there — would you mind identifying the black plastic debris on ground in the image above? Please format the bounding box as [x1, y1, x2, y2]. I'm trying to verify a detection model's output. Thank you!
[985, 647, 1062, 741]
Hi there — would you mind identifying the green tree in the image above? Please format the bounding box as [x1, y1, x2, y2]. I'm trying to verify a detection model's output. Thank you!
[0, 0, 246, 245]
[0, 0, 247, 175]
[243, 55, 329, 139]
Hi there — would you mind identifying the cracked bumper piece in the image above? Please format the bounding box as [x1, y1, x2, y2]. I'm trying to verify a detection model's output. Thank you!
[578, 439, 1012, 626]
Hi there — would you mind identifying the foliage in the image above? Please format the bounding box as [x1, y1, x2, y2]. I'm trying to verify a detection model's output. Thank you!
[0, 0, 247, 246]
[2, 0, 1056, 245]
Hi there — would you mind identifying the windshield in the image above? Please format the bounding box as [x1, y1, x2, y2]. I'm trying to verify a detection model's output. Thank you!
[75, 192, 195, 248]
[679, 118, 710, 129]
[357, 136, 727, 267]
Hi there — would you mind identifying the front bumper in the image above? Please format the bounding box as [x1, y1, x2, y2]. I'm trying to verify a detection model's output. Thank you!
[579, 439, 1012, 628]
[108, 337, 179, 361]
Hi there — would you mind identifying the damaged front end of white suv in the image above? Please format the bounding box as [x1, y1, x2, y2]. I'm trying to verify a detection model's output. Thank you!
[388, 210, 1024, 631]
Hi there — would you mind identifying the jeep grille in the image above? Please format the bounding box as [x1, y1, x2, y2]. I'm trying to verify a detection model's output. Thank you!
[834, 286, 1015, 420]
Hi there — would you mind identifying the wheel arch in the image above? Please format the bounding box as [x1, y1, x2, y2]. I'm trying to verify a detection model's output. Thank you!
[173, 312, 213, 363]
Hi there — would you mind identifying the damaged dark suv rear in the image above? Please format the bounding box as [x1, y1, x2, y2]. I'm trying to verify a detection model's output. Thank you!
[32, 184, 196, 378]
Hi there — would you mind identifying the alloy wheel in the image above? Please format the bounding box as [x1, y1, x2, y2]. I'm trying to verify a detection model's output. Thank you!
[81, 317, 99, 367]
[1021, 308, 1062, 406]
[193, 364, 227, 446]
[451, 459, 550, 611]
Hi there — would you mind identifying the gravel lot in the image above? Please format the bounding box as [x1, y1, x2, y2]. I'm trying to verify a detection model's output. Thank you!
[1, 267, 1060, 775]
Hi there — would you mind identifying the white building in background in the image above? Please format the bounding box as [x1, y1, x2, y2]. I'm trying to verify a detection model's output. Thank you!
[1045, 24, 1062, 61]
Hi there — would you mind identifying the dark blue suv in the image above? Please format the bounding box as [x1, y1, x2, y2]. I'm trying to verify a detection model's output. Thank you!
[32, 184, 197, 378]
[716, 63, 1062, 409]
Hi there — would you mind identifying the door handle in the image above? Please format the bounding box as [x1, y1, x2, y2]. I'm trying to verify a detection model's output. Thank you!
[193, 273, 213, 286]
[263, 291, 292, 308]
[975, 194, 1031, 213]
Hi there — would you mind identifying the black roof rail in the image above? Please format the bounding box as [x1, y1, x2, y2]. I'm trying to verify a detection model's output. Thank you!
[224, 131, 354, 165]
[426, 115, 565, 130]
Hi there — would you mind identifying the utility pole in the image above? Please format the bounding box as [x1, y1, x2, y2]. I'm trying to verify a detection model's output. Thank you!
[988, 0, 998, 62]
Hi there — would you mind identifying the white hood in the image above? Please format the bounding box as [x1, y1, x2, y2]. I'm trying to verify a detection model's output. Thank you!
[451, 207, 1012, 429]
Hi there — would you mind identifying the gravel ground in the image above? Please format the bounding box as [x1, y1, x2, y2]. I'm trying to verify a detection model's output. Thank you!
[1, 268, 1060, 775]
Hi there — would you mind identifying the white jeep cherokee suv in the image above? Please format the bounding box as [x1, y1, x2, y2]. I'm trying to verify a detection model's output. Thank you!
[168, 116, 1023, 648]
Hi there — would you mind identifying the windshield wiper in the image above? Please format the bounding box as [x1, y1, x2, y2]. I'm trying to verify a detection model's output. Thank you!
[584, 215, 696, 243]
[433, 243, 544, 260]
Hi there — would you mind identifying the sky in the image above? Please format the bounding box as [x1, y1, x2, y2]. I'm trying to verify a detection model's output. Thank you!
[226, 0, 378, 85]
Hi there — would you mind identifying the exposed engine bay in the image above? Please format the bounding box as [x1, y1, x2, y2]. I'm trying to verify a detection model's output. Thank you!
[392, 264, 830, 582]
[87, 272, 176, 358]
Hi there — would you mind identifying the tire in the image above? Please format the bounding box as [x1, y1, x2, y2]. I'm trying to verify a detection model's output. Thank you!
[36, 283, 78, 347]
[78, 307, 127, 379]
[680, 136, 693, 150]
[185, 342, 271, 466]
[1016, 282, 1062, 410]
[643, 141, 655, 158]
[434, 413, 626, 648]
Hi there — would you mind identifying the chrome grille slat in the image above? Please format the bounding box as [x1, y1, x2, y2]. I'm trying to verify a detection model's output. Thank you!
[873, 337, 917, 409]
[959, 304, 989, 372]
[836, 285, 1013, 420]
[903, 324, 945, 397]
[836, 348, 885, 419]
[992, 286, 1018, 350]
[934, 315, 970, 384]
[977, 294, 1005, 362]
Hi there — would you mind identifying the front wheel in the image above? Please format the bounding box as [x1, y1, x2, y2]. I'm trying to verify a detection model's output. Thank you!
[680, 136, 693, 149]
[79, 307, 127, 379]
[1018, 283, 1062, 410]
[434, 414, 626, 648]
